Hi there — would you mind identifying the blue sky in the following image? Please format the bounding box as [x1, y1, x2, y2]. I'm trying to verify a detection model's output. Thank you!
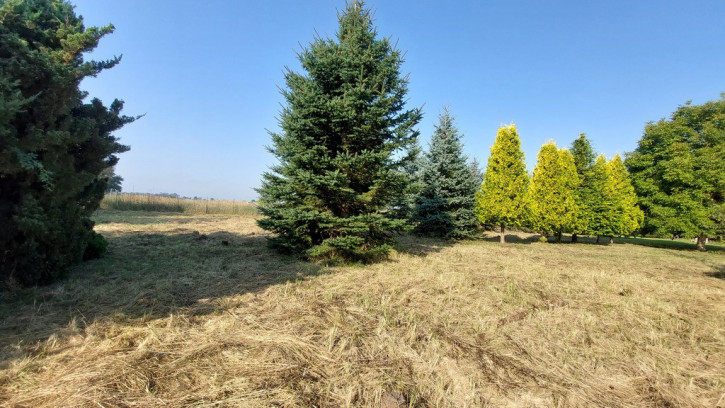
[74, 0, 725, 201]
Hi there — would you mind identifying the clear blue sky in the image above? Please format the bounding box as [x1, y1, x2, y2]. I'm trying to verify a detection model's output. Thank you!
[74, 0, 725, 201]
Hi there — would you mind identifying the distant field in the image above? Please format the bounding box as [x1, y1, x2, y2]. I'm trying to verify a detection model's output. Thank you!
[101, 192, 257, 215]
[1, 210, 724, 407]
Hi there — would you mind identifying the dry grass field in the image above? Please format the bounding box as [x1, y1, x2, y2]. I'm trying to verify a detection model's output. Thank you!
[1, 209, 724, 407]
[101, 193, 257, 215]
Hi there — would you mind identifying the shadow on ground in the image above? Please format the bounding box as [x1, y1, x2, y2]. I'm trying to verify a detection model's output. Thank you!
[480, 233, 542, 245]
[0, 214, 454, 370]
[533, 234, 725, 253]
[393, 233, 454, 256]
[0, 221, 319, 369]
[706, 265, 725, 280]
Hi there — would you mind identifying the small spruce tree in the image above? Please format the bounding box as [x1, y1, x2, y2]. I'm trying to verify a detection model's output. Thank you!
[475, 124, 529, 243]
[413, 108, 479, 238]
[390, 137, 425, 221]
[257, 1, 421, 262]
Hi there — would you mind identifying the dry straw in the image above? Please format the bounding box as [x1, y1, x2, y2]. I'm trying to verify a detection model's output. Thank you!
[1, 210, 724, 407]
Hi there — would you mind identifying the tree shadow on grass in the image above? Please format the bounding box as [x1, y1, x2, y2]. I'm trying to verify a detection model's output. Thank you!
[705, 264, 725, 280]
[0, 221, 324, 370]
[542, 234, 725, 253]
[613, 237, 724, 253]
[393, 233, 454, 257]
[480, 232, 541, 245]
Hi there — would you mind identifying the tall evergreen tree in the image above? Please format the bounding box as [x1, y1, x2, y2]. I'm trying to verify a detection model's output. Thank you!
[475, 124, 529, 243]
[527, 143, 583, 241]
[607, 154, 643, 239]
[569, 133, 595, 242]
[101, 166, 123, 193]
[585, 155, 618, 242]
[257, 1, 421, 262]
[571, 133, 596, 176]
[413, 108, 479, 238]
[626, 95, 725, 251]
[0, 0, 133, 285]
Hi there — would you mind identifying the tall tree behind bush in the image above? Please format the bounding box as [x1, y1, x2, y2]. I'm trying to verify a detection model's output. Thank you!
[475, 124, 529, 243]
[413, 108, 479, 239]
[607, 154, 643, 238]
[585, 155, 618, 242]
[625, 95, 725, 251]
[569, 133, 595, 242]
[257, 1, 421, 262]
[0, 1, 134, 285]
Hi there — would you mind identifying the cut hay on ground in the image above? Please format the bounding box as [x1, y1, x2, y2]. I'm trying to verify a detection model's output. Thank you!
[1, 211, 724, 407]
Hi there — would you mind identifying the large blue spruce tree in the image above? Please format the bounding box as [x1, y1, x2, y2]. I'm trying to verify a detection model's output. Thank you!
[257, 1, 421, 262]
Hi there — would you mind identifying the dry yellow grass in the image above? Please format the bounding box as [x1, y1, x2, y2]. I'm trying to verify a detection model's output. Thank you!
[101, 193, 257, 215]
[1, 210, 724, 407]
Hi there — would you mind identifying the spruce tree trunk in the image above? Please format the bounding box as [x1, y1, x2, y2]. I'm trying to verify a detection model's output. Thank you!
[571, 233, 578, 243]
[500, 223, 505, 244]
[696, 233, 707, 252]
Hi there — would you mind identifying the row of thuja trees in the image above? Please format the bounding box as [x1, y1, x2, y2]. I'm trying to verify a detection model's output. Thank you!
[396, 114, 643, 245]
[257, 1, 646, 262]
[475, 129, 642, 244]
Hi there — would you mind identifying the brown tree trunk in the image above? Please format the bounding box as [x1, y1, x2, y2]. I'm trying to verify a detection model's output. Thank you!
[596, 235, 600, 244]
[500, 224, 505, 244]
[556, 231, 562, 242]
[696, 233, 707, 252]
[571, 233, 578, 243]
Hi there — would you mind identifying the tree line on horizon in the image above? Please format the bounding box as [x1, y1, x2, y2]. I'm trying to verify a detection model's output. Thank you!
[1, 0, 722, 287]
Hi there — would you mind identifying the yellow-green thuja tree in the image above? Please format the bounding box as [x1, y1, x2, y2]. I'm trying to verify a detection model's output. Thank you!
[527, 142, 583, 241]
[475, 124, 529, 243]
[607, 154, 643, 239]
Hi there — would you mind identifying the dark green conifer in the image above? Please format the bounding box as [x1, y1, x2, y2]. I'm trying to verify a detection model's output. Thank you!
[413, 109, 479, 239]
[0, 1, 134, 285]
[584, 155, 618, 242]
[257, 1, 421, 262]
[569, 133, 595, 242]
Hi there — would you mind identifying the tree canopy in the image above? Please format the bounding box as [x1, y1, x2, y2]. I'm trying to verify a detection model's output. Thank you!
[256, 0, 421, 262]
[625, 95, 725, 250]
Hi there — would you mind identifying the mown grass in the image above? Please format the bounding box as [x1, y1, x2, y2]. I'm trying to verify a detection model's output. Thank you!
[1, 210, 724, 407]
[101, 192, 257, 215]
